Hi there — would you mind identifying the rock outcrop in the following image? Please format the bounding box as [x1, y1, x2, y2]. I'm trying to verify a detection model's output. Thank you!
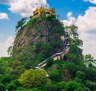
[13, 15, 65, 67]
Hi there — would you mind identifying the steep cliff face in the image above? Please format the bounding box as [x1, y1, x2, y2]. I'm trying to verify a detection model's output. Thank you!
[13, 16, 65, 67]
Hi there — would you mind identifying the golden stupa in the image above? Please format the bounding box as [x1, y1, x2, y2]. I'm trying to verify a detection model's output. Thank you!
[33, 6, 55, 18]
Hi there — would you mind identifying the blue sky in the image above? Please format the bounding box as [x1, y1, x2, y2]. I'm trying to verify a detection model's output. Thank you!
[0, 0, 95, 37]
[0, 0, 96, 57]
[48, 0, 95, 17]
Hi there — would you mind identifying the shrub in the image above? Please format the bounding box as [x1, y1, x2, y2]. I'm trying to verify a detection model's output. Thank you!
[49, 69, 62, 82]
[43, 84, 63, 91]
[85, 67, 96, 81]
[1, 75, 12, 85]
[61, 62, 78, 78]
[65, 81, 84, 91]
[18, 69, 51, 88]
[85, 80, 96, 91]
[7, 80, 20, 91]
[74, 71, 85, 83]
[0, 83, 5, 91]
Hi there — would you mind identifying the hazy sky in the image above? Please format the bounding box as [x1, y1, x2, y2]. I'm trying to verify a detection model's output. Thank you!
[0, 0, 96, 58]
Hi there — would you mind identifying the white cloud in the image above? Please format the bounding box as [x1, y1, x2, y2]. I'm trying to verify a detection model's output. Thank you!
[0, 36, 14, 57]
[2, 0, 48, 17]
[62, 7, 96, 58]
[0, 13, 9, 20]
[76, 7, 96, 58]
[84, 0, 96, 4]
[61, 12, 76, 26]
[76, 7, 96, 33]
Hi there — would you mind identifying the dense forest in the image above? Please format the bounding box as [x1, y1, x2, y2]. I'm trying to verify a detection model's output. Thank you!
[0, 7, 96, 91]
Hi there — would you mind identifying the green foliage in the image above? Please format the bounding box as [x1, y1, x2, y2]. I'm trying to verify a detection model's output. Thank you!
[0, 83, 5, 91]
[64, 25, 83, 63]
[1, 75, 12, 84]
[26, 15, 56, 27]
[60, 62, 78, 78]
[85, 67, 96, 81]
[11, 60, 25, 79]
[13, 46, 34, 62]
[32, 54, 44, 67]
[18, 69, 35, 88]
[7, 46, 13, 56]
[0, 57, 14, 75]
[85, 80, 96, 91]
[84, 54, 94, 67]
[70, 38, 83, 47]
[76, 71, 85, 79]
[16, 87, 43, 91]
[66, 45, 83, 63]
[35, 42, 53, 58]
[45, 58, 54, 68]
[65, 25, 78, 39]
[49, 69, 62, 82]
[25, 17, 38, 27]
[0, 57, 14, 67]
[18, 69, 50, 88]
[31, 88, 43, 91]
[6, 80, 20, 91]
[16, 18, 27, 32]
[74, 71, 85, 83]
[65, 81, 84, 91]
[42, 82, 65, 91]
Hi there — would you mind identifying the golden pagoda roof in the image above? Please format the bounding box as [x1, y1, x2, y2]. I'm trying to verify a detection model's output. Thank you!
[33, 6, 55, 18]
[34, 6, 54, 12]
